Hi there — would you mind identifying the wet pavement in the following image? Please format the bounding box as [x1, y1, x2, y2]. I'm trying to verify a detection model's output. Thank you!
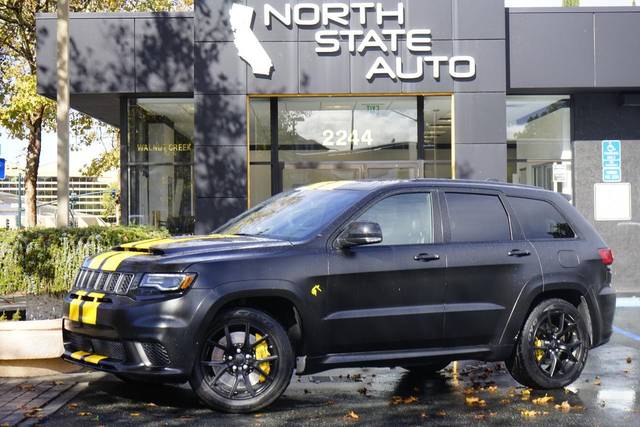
[29, 301, 640, 426]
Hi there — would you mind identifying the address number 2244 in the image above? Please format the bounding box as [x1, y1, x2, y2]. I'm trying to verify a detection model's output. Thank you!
[322, 129, 374, 147]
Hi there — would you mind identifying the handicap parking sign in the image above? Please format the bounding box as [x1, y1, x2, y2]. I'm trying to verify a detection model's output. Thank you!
[602, 140, 621, 183]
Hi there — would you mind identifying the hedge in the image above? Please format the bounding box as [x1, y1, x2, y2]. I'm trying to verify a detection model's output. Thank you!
[0, 226, 169, 295]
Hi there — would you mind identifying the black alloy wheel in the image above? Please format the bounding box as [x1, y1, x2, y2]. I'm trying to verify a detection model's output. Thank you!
[190, 308, 294, 413]
[507, 298, 589, 389]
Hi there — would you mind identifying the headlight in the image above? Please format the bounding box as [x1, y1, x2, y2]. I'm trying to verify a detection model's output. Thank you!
[139, 273, 196, 292]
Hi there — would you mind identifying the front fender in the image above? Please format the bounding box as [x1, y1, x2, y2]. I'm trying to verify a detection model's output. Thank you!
[190, 279, 309, 354]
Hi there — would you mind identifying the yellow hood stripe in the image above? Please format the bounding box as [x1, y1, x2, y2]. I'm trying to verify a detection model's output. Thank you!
[101, 251, 145, 272]
[88, 251, 120, 270]
[120, 234, 240, 251]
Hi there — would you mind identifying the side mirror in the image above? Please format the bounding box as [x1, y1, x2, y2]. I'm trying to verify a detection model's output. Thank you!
[337, 222, 383, 248]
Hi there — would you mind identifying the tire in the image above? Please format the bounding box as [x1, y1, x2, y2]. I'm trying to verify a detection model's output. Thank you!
[507, 298, 589, 389]
[402, 360, 450, 375]
[190, 308, 295, 413]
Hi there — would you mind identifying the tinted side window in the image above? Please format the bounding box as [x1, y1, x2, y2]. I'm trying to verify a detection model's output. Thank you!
[358, 193, 434, 245]
[508, 197, 575, 239]
[445, 193, 511, 243]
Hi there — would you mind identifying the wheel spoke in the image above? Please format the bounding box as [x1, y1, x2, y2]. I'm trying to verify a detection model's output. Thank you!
[549, 352, 558, 377]
[212, 367, 228, 386]
[242, 373, 256, 397]
[208, 341, 226, 352]
[228, 375, 239, 398]
[224, 325, 233, 350]
[566, 340, 582, 350]
[252, 334, 270, 348]
[253, 365, 270, 378]
[255, 355, 278, 363]
[243, 322, 251, 348]
[558, 313, 566, 335]
[201, 360, 227, 367]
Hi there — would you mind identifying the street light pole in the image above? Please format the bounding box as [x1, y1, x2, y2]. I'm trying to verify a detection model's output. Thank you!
[56, 0, 70, 228]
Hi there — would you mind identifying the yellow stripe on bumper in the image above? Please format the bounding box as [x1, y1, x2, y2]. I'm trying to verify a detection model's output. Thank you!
[84, 354, 108, 364]
[70, 351, 91, 361]
[68, 290, 87, 322]
[81, 292, 105, 325]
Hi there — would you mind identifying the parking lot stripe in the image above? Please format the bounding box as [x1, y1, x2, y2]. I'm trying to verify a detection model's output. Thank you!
[613, 325, 640, 342]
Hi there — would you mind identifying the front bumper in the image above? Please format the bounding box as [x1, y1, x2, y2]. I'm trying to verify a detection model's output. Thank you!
[61, 287, 213, 381]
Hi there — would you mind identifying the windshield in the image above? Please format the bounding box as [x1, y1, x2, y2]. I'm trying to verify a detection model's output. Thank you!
[216, 188, 366, 241]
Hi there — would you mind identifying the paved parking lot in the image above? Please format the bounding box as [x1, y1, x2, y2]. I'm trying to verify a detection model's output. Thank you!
[3, 299, 639, 426]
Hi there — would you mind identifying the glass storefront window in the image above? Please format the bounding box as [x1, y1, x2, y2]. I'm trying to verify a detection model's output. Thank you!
[507, 95, 572, 199]
[249, 96, 452, 207]
[128, 98, 195, 234]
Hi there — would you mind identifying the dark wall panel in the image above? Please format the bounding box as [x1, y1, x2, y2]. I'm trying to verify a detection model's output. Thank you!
[135, 17, 194, 93]
[508, 12, 594, 89]
[594, 12, 640, 88]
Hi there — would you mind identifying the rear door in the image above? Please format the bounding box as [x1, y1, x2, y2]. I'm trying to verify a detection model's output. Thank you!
[440, 189, 541, 347]
[324, 190, 447, 354]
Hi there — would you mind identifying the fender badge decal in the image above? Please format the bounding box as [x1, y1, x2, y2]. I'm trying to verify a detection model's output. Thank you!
[311, 284, 323, 297]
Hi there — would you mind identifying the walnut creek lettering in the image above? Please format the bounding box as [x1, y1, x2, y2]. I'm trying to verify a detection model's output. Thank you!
[262, 2, 476, 81]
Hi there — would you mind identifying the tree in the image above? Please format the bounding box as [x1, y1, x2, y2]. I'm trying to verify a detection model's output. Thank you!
[0, 0, 193, 227]
[563, 0, 579, 7]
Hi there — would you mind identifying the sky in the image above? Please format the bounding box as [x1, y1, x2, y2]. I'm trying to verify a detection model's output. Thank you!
[0, 124, 111, 178]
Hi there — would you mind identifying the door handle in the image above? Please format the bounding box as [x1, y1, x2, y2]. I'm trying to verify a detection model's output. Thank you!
[414, 253, 440, 262]
[508, 249, 532, 257]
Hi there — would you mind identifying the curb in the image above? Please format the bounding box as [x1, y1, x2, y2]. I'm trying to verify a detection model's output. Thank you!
[0, 319, 81, 377]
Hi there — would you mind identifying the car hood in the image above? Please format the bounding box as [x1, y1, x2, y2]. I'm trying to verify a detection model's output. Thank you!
[82, 234, 292, 273]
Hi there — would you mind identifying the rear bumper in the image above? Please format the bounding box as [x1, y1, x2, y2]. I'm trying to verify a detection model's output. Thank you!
[593, 286, 616, 348]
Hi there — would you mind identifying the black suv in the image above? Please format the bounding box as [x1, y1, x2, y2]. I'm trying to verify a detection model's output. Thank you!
[62, 180, 616, 413]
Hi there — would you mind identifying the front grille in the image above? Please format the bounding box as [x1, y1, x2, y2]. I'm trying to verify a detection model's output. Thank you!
[142, 343, 171, 367]
[73, 269, 135, 295]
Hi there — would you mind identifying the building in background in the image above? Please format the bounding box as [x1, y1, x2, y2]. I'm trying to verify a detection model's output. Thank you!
[34, 1, 640, 291]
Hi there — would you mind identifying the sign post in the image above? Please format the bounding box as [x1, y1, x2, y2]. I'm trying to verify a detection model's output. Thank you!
[0, 158, 5, 180]
[602, 140, 622, 183]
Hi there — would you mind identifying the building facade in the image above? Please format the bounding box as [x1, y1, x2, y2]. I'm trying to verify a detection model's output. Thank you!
[36, 1, 640, 292]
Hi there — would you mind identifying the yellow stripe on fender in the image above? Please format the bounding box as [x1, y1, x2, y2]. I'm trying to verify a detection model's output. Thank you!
[68, 290, 87, 322]
[101, 252, 144, 272]
[82, 292, 105, 325]
[88, 251, 120, 270]
[119, 237, 165, 249]
[70, 351, 91, 360]
[84, 354, 108, 364]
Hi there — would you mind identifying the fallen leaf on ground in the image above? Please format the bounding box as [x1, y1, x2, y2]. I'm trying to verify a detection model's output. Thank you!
[465, 396, 487, 407]
[77, 412, 92, 417]
[403, 396, 418, 404]
[420, 412, 429, 419]
[357, 387, 367, 395]
[532, 394, 554, 405]
[594, 376, 602, 386]
[18, 384, 34, 391]
[555, 401, 572, 412]
[67, 403, 78, 410]
[487, 385, 498, 393]
[346, 410, 359, 420]
[436, 410, 447, 417]
[500, 399, 511, 404]
[627, 357, 632, 364]
[144, 402, 158, 407]
[130, 413, 141, 417]
[521, 410, 538, 418]
[521, 389, 531, 396]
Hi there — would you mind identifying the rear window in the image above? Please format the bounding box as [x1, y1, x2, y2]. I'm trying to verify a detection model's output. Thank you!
[508, 197, 576, 240]
[445, 193, 511, 243]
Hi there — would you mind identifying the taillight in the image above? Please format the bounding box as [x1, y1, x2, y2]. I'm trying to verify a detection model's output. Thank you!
[598, 248, 614, 266]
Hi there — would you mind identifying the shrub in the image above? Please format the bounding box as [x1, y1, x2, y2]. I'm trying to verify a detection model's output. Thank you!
[0, 226, 169, 295]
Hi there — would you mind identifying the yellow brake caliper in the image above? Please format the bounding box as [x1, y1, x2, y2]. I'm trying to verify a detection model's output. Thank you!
[534, 338, 544, 362]
[254, 334, 271, 383]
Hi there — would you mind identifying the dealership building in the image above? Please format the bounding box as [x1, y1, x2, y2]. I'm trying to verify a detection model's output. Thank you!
[36, 0, 640, 291]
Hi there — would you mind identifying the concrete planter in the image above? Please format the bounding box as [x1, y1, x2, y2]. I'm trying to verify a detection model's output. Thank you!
[0, 319, 80, 377]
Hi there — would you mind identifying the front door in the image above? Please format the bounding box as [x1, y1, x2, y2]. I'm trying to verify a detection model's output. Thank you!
[324, 191, 446, 354]
[439, 190, 542, 347]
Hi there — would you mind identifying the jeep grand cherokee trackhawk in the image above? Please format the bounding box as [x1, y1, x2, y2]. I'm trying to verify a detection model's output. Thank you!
[62, 180, 616, 413]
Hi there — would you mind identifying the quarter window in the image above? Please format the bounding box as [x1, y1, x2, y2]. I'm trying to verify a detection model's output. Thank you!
[445, 193, 511, 243]
[508, 197, 575, 240]
[357, 193, 434, 246]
